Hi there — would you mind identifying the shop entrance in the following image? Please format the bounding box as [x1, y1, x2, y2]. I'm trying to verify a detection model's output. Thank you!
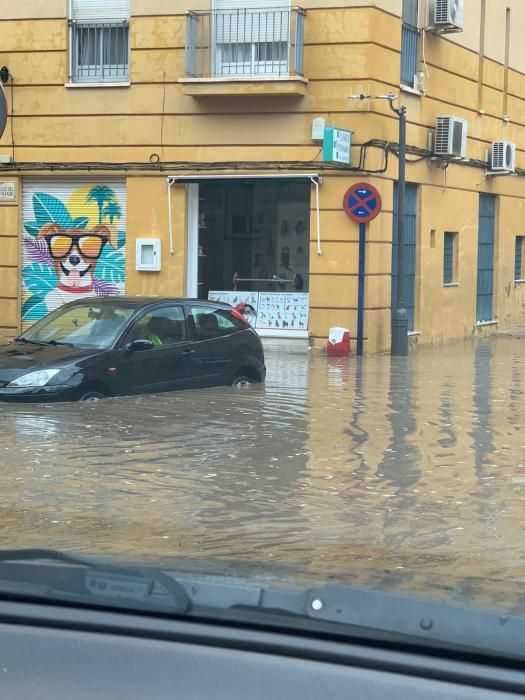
[195, 179, 310, 336]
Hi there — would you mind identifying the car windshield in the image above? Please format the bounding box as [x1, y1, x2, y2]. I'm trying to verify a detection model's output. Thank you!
[5, 0, 525, 668]
[20, 304, 135, 349]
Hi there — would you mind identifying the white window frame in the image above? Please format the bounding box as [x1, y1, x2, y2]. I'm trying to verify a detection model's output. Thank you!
[68, 0, 130, 85]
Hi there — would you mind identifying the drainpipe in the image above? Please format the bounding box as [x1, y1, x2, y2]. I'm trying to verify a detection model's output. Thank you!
[167, 177, 174, 255]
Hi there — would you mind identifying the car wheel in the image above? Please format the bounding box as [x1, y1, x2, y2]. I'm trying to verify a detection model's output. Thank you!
[78, 390, 107, 402]
[231, 375, 255, 389]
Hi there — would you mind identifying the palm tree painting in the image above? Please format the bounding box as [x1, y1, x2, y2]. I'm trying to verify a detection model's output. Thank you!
[103, 201, 122, 224]
[86, 185, 116, 224]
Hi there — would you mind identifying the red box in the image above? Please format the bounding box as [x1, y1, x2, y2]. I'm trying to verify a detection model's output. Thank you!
[327, 327, 350, 357]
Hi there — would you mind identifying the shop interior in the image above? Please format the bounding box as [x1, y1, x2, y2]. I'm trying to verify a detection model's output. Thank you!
[197, 179, 311, 332]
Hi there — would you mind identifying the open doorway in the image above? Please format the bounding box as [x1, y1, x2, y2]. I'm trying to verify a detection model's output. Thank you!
[195, 179, 310, 335]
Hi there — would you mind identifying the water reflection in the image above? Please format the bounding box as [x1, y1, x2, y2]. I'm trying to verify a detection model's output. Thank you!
[2, 337, 525, 609]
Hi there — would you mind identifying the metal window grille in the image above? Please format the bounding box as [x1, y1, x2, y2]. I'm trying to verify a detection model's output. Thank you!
[476, 194, 496, 323]
[515, 236, 524, 281]
[401, 23, 419, 87]
[443, 232, 455, 284]
[392, 182, 418, 331]
[71, 22, 129, 83]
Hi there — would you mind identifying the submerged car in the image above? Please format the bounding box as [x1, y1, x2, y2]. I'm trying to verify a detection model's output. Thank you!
[0, 297, 266, 402]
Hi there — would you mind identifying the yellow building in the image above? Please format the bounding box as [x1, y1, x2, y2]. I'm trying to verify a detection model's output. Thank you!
[0, 0, 524, 352]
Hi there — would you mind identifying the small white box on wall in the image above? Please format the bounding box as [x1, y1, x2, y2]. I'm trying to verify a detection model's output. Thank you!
[136, 238, 161, 271]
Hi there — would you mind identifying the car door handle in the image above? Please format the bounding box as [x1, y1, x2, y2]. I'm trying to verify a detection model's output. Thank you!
[181, 348, 196, 356]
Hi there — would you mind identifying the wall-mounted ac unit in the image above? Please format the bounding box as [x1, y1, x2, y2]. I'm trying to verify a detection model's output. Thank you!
[491, 141, 516, 172]
[430, 0, 464, 33]
[434, 116, 468, 159]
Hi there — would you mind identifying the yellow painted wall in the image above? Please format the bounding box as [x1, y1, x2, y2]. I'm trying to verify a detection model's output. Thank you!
[126, 177, 186, 297]
[0, 2, 524, 351]
[0, 178, 20, 340]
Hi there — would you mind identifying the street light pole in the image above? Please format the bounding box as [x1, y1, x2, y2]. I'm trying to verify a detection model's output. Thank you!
[389, 100, 408, 357]
[348, 91, 408, 356]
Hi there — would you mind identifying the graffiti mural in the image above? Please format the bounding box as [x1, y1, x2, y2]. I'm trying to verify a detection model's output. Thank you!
[22, 182, 126, 328]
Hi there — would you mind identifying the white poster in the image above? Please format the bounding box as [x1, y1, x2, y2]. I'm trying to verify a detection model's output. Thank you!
[208, 291, 308, 332]
[257, 292, 308, 330]
[208, 290, 259, 326]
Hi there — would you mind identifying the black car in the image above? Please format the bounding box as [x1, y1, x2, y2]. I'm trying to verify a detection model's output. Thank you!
[0, 297, 266, 402]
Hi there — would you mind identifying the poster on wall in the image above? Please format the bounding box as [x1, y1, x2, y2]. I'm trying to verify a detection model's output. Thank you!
[257, 293, 308, 331]
[208, 291, 308, 332]
[21, 179, 126, 329]
[208, 290, 259, 326]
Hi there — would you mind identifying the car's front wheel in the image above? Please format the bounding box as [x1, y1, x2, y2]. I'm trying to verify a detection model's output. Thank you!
[78, 389, 108, 402]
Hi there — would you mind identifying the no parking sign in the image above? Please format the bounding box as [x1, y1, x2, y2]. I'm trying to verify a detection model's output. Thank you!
[343, 182, 382, 223]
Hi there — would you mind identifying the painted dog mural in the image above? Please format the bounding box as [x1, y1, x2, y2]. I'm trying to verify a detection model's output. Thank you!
[22, 183, 126, 329]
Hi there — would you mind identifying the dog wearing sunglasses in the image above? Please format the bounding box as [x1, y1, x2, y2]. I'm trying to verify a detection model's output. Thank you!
[38, 222, 111, 311]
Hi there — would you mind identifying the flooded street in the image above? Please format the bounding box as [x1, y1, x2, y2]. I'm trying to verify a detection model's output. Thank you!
[2, 335, 525, 610]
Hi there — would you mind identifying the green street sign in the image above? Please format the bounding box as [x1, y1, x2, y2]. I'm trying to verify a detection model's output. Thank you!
[323, 127, 352, 165]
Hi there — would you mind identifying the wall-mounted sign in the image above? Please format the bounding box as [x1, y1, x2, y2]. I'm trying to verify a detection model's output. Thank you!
[323, 127, 351, 165]
[343, 182, 382, 223]
[0, 181, 16, 202]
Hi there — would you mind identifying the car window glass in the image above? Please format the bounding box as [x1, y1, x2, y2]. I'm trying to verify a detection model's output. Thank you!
[21, 304, 135, 349]
[126, 306, 188, 346]
[188, 306, 242, 339]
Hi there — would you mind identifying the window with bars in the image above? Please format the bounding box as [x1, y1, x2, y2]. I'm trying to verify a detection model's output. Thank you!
[70, 1, 129, 83]
[515, 236, 524, 281]
[401, 0, 419, 88]
[443, 232, 458, 284]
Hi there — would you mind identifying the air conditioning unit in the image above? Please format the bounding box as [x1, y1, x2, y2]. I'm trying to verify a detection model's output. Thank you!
[491, 141, 516, 172]
[431, 0, 464, 33]
[434, 116, 468, 159]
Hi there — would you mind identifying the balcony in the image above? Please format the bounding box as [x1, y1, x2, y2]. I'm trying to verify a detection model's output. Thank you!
[180, 7, 307, 96]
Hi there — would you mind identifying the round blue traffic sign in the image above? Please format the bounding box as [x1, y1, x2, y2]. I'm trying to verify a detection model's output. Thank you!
[343, 182, 382, 223]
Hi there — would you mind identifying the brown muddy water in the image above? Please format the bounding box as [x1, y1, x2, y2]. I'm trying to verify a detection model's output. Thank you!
[2, 335, 525, 610]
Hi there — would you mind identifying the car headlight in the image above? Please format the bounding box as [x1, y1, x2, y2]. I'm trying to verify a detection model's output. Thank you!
[8, 369, 61, 388]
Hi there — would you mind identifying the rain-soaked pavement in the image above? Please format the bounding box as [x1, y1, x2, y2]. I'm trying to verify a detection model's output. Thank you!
[2, 334, 525, 610]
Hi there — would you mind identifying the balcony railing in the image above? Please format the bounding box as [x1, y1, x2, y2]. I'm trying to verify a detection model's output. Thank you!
[185, 7, 305, 79]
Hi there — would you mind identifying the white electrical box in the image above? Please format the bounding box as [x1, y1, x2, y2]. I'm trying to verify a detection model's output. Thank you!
[136, 238, 161, 271]
[311, 117, 326, 141]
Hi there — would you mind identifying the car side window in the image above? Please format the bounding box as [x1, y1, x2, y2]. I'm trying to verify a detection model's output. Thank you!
[188, 306, 242, 340]
[126, 306, 188, 347]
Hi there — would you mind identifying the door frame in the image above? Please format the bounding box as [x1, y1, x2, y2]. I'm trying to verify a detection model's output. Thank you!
[186, 183, 199, 298]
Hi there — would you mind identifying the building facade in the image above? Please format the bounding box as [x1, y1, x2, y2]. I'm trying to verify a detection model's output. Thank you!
[0, 0, 524, 352]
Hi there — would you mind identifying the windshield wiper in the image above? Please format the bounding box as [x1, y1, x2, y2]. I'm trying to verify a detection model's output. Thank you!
[1, 549, 525, 662]
[13, 338, 75, 348]
[13, 338, 48, 346]
[0, 549, 190, 615]
[45, 339, 75, 347]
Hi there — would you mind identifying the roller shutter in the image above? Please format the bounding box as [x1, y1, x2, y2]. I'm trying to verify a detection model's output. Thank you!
[21, 177, 126, 329]
[71, 0, 129, 22]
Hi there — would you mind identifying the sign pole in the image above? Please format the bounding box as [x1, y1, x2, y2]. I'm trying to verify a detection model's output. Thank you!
[357, 222, 366, 356]
[342, 182, 382, 357]
[390, 103, 408, 356]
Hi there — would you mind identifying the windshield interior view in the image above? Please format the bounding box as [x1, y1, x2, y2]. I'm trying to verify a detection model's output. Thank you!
[2, 0, 525, 698]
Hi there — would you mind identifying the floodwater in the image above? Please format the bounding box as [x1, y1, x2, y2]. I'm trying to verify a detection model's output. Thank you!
[2, 334, 525, 610]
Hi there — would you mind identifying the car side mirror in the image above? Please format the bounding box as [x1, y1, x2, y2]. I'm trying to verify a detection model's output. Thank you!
[124, 339, 155, 355]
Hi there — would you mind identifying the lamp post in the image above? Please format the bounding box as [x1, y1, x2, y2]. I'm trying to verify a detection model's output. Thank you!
[389, 98, 408, 356]
[348, 92, 408, 356]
